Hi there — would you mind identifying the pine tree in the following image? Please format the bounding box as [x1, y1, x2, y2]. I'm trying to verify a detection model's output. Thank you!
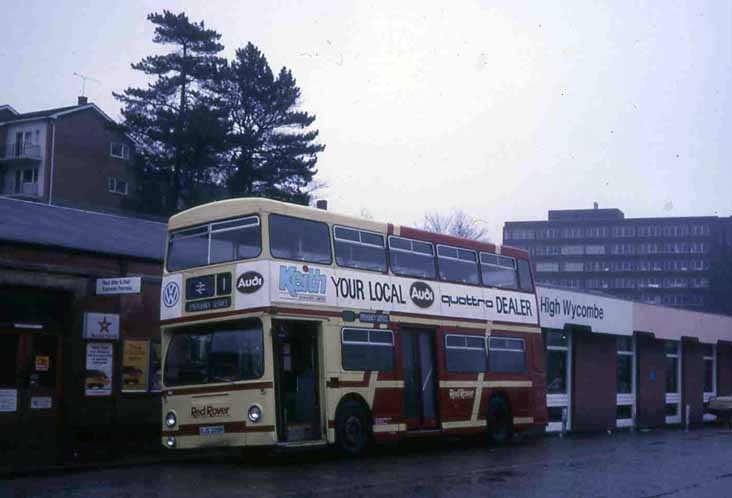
[221, 43, 325, 205]
[114, 11, 227, 213]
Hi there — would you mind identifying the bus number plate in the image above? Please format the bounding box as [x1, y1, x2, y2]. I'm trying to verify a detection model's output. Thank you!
[199, 425, 225, 435]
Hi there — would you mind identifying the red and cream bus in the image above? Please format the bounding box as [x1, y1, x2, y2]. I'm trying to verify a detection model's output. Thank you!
[159, 198, 547, 455]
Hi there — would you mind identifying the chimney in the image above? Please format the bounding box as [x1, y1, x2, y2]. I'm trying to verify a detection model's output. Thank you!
[593, 201, 599, 210]
[78, 96, 88, 105]
[315, 199, 328, 210]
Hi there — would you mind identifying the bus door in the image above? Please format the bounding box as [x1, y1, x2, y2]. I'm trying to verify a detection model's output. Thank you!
[400, 327, 439, 430]
[272, 320, 322, 442]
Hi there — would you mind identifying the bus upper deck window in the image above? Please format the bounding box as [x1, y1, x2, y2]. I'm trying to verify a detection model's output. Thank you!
[270, 214, 332, 264]
[210, 217, 261, 264]
[166, 216, 261, 271]
[517, 258, 534, 292]
[167, 225, 210, 271]
[334, 225, 387, 272]
[388, 236, 436, 279]
[437, 244, 479, 285]
[480, 252, 518, 289]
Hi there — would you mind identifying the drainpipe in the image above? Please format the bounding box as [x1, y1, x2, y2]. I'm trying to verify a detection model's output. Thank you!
[48, 117, 56, 205]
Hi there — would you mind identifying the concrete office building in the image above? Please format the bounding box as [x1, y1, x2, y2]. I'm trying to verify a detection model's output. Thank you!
[503, 206, 732, 315]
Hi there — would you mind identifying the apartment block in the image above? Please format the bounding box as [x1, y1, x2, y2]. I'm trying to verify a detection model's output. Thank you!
[0, 98, 140, 214]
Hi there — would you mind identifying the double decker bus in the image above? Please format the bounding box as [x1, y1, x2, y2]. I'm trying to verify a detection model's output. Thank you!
[160, 198, 547, 455]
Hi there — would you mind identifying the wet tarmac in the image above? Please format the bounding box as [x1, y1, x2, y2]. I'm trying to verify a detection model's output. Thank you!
[3, 427, 732, 498]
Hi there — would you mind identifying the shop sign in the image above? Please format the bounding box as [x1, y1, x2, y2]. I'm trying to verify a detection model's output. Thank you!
[83, 312, 120, 340]
[85, 342, 114, 397]
[0, 389, 17, 412]
[96, 277, 142, 295]
[35, 355, 50, 372]
[122, 340, 149, 393]
[31, 396, 52, 409]
[537, 286, 633, 335]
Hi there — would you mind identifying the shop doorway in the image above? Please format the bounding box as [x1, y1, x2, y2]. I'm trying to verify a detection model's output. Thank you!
[0, 329, 63, 464]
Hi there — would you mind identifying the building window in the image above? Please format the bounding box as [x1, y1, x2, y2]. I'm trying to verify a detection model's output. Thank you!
[703, 344, 716, 398]
[562, 262, 584, 272]
[585, 244, 606, 255]
[665, 341, 681, 424]
[110, 142, 130, 159]
[536, 262, 559, 273]
[107, 177, 129, 195]
[561, 245, 584, 255]
[616, 336, 635, 427]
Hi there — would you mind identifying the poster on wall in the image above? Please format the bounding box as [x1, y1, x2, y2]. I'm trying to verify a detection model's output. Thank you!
[122, 340, 149, 393]
[0, 389, 17, 412]
[85, 342, 114, 397]
[150, 342, 162, 392]
[83, 312, 120, 340]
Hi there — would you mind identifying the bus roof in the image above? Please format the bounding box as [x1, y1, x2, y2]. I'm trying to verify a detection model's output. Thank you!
[168, 197, 529, 260]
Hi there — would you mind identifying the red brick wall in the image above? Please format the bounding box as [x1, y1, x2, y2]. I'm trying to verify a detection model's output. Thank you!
[717, 341, 732, 396]
[682, 338, 704, 425]
[51, 108, 138, 212]
[572, 332, 617, 432]
[635, 333, 666, 428]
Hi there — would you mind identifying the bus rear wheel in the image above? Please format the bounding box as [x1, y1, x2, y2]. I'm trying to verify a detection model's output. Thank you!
[487, 396, 513, 444]
[335, 400, 371, 457]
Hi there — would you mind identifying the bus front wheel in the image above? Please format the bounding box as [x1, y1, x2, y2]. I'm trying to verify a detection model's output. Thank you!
[335, 400, 371, 456]
[487, 396, 513, 444]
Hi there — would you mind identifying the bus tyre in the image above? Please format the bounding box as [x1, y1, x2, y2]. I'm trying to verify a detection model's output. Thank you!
[336, 400, 371, 457]
[487, 396, 513, 445]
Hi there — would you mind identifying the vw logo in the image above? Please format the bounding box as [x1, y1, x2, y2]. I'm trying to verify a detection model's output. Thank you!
[162, 281, 180, 308]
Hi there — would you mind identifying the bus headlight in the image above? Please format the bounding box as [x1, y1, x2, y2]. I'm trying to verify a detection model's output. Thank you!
[248, 405, 262, 423]
[165, 411, 177, 427]
[165, 436, 176, 448]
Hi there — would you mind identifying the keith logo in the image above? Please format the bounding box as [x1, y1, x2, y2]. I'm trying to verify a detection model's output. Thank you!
[162, 281, 180, 308]
[410, 281, 434, 308]
[237, 271, 264, 294]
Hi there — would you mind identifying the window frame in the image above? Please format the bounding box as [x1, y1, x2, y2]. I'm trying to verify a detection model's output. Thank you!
[479, 251, 520, 289]
[487, 336, 527, 373]
[703, 344, 716, 397]
[333, 224, 387, 273]
[107, 176, 129, 195]
[444, 333, 487, 373]
[110, 142, 130, 160]
[387, 235, 436, 279]
[269, 213, 333, 265]
[162, 318, 265, 387]
[340, 327, 395, 372]
[436, 243, 480, 285]
[166, 215, 262, 272]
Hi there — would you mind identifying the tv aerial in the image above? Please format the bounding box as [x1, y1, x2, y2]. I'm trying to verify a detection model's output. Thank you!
[73, 72, 101, 97]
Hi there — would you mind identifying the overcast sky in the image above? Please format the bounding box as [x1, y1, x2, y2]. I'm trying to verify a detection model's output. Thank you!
[3, 1, 731, 239]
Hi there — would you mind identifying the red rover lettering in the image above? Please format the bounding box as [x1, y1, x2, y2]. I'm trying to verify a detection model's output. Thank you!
[191, 405, 230, 418]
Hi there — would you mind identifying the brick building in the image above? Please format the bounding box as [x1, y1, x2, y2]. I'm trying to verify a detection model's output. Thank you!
[503, 205, 732, 314]
[0, 197, 165, 469]
[0, 98, 141, 215]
